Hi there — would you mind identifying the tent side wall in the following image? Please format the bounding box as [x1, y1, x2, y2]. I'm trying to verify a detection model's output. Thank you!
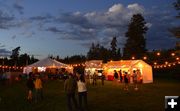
[142, 64, 153, 83]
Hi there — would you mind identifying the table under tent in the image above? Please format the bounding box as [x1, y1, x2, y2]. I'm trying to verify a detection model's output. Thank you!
[23, 58, 73, 75]
[103, 60, 153, 83]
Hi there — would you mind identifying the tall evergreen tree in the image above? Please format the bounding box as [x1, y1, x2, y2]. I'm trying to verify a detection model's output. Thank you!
[123, 14, 148, 59]
[111, 37, 117, 53]
[110, 37, 117, 60]
[87, 43, 95, 60]
[110, 37, 122, 60]
[11, 46, 20, 66]
[170, 0, 180, 50]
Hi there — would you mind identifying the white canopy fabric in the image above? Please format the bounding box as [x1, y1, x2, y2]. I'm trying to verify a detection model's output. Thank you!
[23, 58, 71, 74]
[85, 60, 103, 68]
[27, 58, 68, 68]
[104, 60, 153, 83]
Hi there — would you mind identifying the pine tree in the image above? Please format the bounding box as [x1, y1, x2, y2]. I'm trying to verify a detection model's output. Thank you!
[111, 37, 122, 60]
[123, 14, 148, 59]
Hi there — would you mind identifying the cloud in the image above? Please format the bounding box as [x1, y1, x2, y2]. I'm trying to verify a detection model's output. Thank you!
[13, 0, 24, 14]
[145, 6, 179, 50]
[1, 2, 176, 50]
[11, 35, 16, 40]
[0, 48, 11, 57]
[127, 3, 144, 14]
[30, 14, 53, 22]
[52, 3, 177, 50]
[46, 27, 63, 33]
[21, 31, 35, 38]
[0, 43, 5, 48]
[46, 3, 145, 48]
[0, 10, 14, 29]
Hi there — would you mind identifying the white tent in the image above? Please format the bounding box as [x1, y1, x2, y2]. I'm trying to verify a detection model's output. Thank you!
[104, 60, 153, 83]
[85, 60, 103, 76]
[23, 58, 73, 74]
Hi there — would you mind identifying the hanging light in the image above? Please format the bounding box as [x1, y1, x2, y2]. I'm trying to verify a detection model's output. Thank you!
[156, 52, 161, 56]
[143, 56, 147, 60]
[131, 56, 135, 60]
[171, 53, 175, 56]
[176, 57, 179, 60]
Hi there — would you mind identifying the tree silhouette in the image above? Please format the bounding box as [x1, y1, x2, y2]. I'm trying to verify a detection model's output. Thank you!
[170, 0, 180, 50]
[110, 37, 121, 60]
[123, 14, 148, 59]
[11, 46, 20, 66]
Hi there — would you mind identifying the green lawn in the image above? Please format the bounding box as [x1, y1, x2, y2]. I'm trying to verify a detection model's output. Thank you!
[0, 77, 180, 111]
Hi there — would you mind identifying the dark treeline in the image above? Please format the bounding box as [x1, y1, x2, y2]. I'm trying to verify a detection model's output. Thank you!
[0, 53, 38, 67]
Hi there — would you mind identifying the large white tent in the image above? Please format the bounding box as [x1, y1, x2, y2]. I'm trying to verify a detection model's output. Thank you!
[23, 58, 73, 74]
[104, 60, 153, 83]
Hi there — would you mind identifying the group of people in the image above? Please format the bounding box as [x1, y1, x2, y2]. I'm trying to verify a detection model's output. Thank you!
[64, 73, 88, 111]
[87, 70, 105, 86]
[26, 73, 43, 102]
[114, 69, 142, 91]
[26, 71, 88, 111]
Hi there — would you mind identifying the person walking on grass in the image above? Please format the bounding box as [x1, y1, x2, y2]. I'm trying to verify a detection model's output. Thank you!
[26, 73, 34, 102]
[77, 74, 88, 111]
[64, 73, 78, 111]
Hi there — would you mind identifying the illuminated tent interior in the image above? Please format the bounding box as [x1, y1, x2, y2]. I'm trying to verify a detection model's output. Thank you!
[85, 60, 103, 76]
[104, 60, 153, 83]
[23, 58, 73, 74]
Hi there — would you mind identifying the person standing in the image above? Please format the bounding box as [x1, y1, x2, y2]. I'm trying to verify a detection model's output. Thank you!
[34, 74, 43, 102]
[118, 70, 123, 83]
[92, 71, 97, 86]
[26, 73, 34, 102]
[101, 73, 105, 85]
[77, 74, 88, 111]
[64, 73, 78, 111]
[124, 72, 129, 90]
[113, 70, 119, 84]
[132, 70, 138, 90]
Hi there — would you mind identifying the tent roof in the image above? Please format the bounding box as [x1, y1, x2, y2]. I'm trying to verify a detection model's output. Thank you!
[85, 60, 103, 68]
[104, 60, 151, 68]
[27, 58, 68, 68]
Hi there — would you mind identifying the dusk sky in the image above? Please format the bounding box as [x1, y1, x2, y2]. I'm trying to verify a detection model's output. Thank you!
[0, 0, 179, 59]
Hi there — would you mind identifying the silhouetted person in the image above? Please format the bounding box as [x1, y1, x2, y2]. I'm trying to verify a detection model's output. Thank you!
[26, 73, 34, 102]
[93, 71, 97, 86]
[34, 74, 43, 102]
[64, 73, 78, 111]
[118, 70, 123, 83]
[101, 73, 105, 85]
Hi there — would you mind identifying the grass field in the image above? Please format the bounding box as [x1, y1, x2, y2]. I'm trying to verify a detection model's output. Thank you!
[0, 77, 180, 111]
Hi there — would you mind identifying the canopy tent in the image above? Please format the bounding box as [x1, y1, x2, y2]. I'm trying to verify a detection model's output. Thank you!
[85, 60, 103, 76]
[104, 60, 153, 83]
[23, 58, 73, 74]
